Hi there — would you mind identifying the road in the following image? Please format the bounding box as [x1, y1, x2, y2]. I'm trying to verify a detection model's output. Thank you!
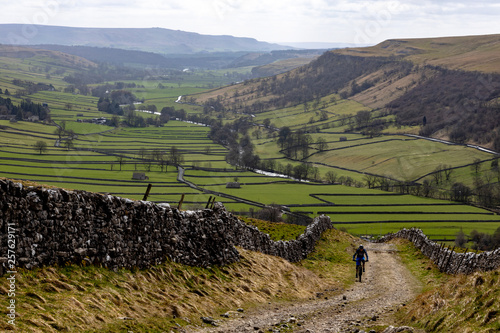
[188, 243, 420, 332]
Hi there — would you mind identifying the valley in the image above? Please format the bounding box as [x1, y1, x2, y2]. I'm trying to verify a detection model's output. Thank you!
[0, 24, 500, 332]
[1, 35, 500, 243]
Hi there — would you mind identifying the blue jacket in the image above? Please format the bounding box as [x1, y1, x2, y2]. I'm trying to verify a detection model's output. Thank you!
[353, 248, 368, 261]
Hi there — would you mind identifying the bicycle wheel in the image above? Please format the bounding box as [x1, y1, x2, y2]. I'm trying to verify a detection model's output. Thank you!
[357, 265, 362, 282]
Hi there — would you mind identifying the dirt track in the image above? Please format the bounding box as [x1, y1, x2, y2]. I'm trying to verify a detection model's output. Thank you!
[188, 243, 421, 332]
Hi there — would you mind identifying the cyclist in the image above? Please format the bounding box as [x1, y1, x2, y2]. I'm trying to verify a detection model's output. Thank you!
[353, 244, 369, 272]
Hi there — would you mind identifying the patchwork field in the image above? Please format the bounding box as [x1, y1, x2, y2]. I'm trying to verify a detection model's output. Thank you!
[1, 47, 499, 243]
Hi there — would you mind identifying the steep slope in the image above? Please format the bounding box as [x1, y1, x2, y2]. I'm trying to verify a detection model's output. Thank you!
[0, 24, 290, 54]
[195, 34, 500, 148]
[337, 34, 500, 74]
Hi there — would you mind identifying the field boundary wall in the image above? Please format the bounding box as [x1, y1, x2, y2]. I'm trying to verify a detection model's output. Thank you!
[0, 179, 332, 274]
[378, 228, 500, 274]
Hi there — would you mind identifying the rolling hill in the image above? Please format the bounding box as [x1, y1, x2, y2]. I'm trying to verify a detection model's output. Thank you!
[0, 24, 291, 54]
[0, 44, 96, 69]
[195, 34, 500, 149]
[336, 34, 500, 74]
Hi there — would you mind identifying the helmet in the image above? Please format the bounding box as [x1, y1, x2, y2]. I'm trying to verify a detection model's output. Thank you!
[359, 244, 364, 248]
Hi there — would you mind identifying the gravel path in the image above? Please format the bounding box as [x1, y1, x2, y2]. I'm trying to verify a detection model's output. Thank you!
[187, 243, 421, 333]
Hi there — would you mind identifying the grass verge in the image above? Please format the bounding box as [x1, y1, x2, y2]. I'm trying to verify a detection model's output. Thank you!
[0, 217, 359, 332]
[393, 239, 500, 332]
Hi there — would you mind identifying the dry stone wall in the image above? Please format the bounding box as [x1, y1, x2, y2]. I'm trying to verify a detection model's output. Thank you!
[378, 228, 500, 274]
[0, 179, 332, 274]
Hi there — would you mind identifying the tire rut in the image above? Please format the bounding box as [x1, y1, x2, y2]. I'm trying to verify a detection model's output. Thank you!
[188, 243, 420, 333]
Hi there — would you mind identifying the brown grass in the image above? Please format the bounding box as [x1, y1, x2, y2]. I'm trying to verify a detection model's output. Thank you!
[337, 34, 500, 74]
[394, 239, 500, 332]
[2, 247, 338, 332]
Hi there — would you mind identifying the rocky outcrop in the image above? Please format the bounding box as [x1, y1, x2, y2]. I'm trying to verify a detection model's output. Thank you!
[378, 228, 500, 275]
[0, 179, 332, 274]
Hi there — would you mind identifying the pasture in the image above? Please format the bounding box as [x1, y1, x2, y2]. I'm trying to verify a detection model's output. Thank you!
[1, 50, 499, 243]
[1, 119, 499, 240]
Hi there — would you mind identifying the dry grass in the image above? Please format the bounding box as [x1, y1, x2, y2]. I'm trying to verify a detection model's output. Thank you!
[337, 34, 500, 74]
[398, 269, 500, 332]
[0, 209, 359, 333]
[349, 66, 431, 109]
[1, 247, 338, 332]
[394, 239, 500, 332]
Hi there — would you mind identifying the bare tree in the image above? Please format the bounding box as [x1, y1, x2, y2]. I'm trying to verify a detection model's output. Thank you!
[455, 229, 467, 247]
[363, 174, 379, 188]
[432, 165, 444, 185]
[471, 158, 482, 175]
[442, 165, 454, 182]
[115, 156, 125, 171]
[33, 141, 48, 155]
[169, 146, 184, 166]
[64, 138, 74, 151]
[324, 171, 337, 183]
[316, 137, 328, 152]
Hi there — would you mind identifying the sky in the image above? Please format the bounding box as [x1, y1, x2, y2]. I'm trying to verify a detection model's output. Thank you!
[1, 0, 499, 46]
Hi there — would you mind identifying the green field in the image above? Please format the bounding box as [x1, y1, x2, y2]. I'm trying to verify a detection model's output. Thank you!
[1, 49, 500, 242]
[2, 118, 499, 240]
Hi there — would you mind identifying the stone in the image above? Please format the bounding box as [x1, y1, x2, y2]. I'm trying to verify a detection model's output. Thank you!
[0, 179, 338, 274]
[201, 316, 217, 326]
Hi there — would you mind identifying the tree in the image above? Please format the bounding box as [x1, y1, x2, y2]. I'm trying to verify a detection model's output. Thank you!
[363, 174, 379, 188]
[432, 165, 444, 185]
[109, 115, 120, 127]
[442, 165, 453, 182]
[54, 121, 66, 140]
[471, 158, 482, 175]
[277, 127, 291, 149]
[309, 167, 320, 181]
[169, 146, 184, 166]
[115, 156, 125, 171]
[320, 110, 328, 121]
[252, 129, 262, 139]
[316, 137, 328, 152]
[355, 110, 371, 129]
[138, 147, 146, 160]
[325, 171, 337, 184]
[64, 138, 74, 151]
[422, 179, 434, 197]
[33, 141, 47, 155]
[450, 182, 472, 203]
[455, 229, 467, 247]
[158, 154, 167, 172]
[449, 127, 467, 144]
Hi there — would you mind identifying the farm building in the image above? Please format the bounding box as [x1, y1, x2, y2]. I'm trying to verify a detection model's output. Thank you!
[226, 182, 241, 188]
[132, 172, 149, 180]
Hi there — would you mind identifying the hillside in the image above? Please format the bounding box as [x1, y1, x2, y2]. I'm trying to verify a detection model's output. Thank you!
[25, 45, 323, 71]
[0, 45, 96, 69]
[2, 181, 496, 332]
[337, 34, 500, 74]
[0, 24, 290, 54]
[194, 34, 500, 149]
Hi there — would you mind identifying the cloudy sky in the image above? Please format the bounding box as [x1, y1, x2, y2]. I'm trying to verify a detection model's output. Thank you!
[1, 0, 499, 45]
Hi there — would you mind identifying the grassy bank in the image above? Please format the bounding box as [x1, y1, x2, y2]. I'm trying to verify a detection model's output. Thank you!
[0, 220, 357, 332]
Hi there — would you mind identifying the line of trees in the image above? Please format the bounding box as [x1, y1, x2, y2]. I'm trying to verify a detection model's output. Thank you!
[455, 227, 500, 251]
[134, 147, 184, 172]
[0, 96, 50, 121]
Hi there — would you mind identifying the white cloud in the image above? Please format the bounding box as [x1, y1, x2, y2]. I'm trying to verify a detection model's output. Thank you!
[0, 0, 499, 43]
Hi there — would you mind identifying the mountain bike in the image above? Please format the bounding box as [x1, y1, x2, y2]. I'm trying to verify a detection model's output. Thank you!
[354, 258, 367, 282]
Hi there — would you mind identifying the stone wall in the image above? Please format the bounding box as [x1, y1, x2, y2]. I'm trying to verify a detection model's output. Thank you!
[0, 179, 333, 274]
[378, 228, 500, 274]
